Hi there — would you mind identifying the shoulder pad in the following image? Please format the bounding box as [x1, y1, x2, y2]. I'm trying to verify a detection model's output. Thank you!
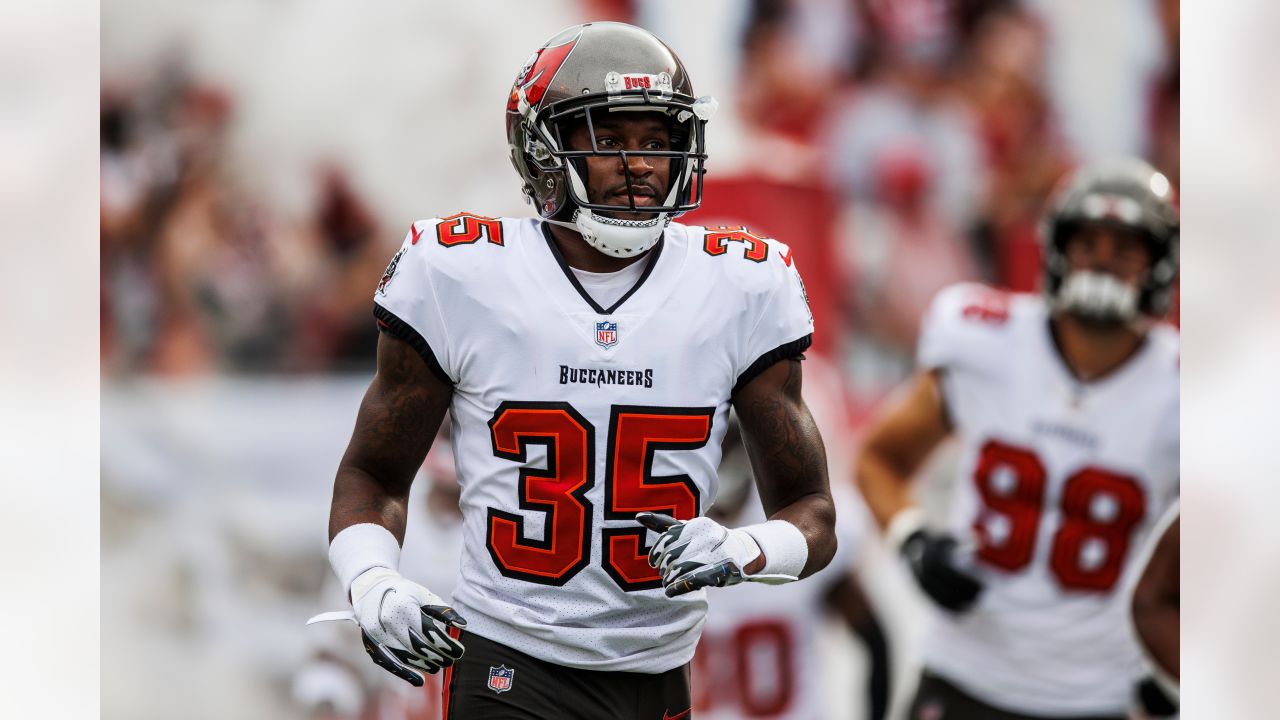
[918, 283, 1018, 371]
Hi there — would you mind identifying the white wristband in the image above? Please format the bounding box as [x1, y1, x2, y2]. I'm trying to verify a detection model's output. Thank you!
[329, 523, 401, 594]
[741, 520, 809, 582]
[885, 506, 926, 553]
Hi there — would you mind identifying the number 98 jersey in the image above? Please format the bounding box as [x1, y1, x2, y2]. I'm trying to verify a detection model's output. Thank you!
[373, 215, 814, 674]
[917, 283, 1179, 716]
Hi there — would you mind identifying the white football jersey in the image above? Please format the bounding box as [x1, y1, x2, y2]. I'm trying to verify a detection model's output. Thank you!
[374, 214, 814, 673]
[916, 283, 1179, 716]
[693, 485, 865, 720]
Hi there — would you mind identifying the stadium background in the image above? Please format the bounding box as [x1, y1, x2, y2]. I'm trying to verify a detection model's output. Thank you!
[100, 0, 1178, 718]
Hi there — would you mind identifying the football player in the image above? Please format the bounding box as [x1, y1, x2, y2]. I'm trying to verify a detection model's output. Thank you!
[855, 158, 1179, 720]
[694, 414, 890, 720]
[313, 22, 836, 720]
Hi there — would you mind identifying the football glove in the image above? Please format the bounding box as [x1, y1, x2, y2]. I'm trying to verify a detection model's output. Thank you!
[901, 529, 984, 612]
[1134, 676, 1179, 718]
[636, 512, 797, 597]
[307, 567, 466, 687]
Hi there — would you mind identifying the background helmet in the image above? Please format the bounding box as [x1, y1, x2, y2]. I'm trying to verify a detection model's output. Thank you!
[1040, 157, 1180, 317]
[505, 22, 715, 257]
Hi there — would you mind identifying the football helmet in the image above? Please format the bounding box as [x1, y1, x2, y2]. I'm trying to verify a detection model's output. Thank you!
[506, 22, 717, 258]
[1041, 158, 1179, 319]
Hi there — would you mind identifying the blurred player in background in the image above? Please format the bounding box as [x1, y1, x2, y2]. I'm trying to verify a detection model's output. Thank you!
[296, 425, 462, 720]
[1130, 502, 1180, 719]
[855, 158, 1180, 720]
[695, 413, 889, 720]
[313, 21, 836, 719]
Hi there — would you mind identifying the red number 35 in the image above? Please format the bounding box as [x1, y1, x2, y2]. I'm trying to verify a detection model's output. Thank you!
[486, 402, 713, 591]
[971, 439, 1147, 592]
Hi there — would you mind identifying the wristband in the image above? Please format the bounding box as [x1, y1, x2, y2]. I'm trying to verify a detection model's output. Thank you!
[885, 506, 926, 553]
[329, 523, 401, 594]
[741, 520, 808, 582]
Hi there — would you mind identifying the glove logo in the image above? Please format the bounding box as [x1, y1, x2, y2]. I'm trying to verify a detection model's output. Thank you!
[487, 664, 515, 694]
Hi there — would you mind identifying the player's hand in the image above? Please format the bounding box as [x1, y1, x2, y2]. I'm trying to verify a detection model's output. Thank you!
[900, 529, 984, 612]
[307, 567, 467, 687]
[637, 512, 794, 598]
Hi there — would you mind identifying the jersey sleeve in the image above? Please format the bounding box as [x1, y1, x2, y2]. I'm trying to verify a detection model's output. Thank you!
[921, 280, 1008, 368]
[733, 238, 816, 394]
[916, 283, 1017, 427]
[372, 220, 456, 384]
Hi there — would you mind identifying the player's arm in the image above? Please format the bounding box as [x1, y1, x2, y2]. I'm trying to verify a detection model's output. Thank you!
[733, 357, 836, 577]
[856, 369, 984, 612]
[638, 357, 835, 595]
[824, 574, 891, 720]
[314, 332, 465, 687]
[1132, 514, 1179, 683]
[856, 369, 950, 530]
[329, 332, 451, 543]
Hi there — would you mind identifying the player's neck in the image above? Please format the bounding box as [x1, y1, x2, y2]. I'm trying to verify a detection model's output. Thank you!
[545, 221, 649, 273]
[1049, 314, 1148, 382]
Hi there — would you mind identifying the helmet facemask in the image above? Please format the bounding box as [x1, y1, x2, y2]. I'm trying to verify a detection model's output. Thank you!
[505, 22, 717, 257]
[1053, 268, 1141, 325]
[520, 87, 715, 258]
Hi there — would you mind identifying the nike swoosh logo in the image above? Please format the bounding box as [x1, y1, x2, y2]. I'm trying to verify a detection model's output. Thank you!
[410, 222, 424, 245]
[663, 709, 691, 720]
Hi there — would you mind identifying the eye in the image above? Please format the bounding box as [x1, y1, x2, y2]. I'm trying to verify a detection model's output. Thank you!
[595, 136, 619, 149]
[644, 138, 670, 151]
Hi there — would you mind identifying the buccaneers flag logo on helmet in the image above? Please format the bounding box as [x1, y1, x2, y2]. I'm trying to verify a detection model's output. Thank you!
[507, 36, 579, 114]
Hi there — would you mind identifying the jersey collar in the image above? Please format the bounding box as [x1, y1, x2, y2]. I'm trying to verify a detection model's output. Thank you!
[540, 221, 665, 316]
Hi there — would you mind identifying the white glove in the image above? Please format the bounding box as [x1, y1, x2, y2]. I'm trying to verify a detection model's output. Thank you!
[636, 513, 798, 597]
[307, 567, 466, 687]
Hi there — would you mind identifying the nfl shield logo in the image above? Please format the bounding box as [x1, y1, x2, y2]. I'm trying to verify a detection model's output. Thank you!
[487, 665, 514, 693]
[595, 321, 618, 349]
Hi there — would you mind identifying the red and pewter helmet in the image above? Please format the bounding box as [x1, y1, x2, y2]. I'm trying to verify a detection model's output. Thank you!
[505, 22, 717, 258]
[1040, 157, 1180, 319]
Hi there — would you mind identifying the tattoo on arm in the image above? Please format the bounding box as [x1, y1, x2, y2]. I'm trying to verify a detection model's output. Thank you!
[733, 358, 836, 576]
[329, 333, 453, 542]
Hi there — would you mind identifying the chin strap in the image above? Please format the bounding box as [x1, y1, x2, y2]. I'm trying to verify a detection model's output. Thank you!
[545, 208, 671, 258]
[1054, 270, 1140, 322]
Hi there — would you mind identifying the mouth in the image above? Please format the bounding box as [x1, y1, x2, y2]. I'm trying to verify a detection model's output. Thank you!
[608, 186, 659, 206]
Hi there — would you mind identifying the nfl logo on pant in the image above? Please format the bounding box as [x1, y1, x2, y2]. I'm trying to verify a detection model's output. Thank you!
[595, 321, 618, 348]
[487, 665, 515, 693]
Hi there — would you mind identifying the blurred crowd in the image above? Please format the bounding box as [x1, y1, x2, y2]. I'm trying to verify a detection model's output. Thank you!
[101, 75, 389, 374]
[101, 0, 1178, 402]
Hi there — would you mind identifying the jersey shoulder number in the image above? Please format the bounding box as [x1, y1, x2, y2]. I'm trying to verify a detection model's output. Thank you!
[378, 212, 510, 296]
[696, 225, 800, 267]
[431, 212, 505, 247]
[917, 283, 1024, 373]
